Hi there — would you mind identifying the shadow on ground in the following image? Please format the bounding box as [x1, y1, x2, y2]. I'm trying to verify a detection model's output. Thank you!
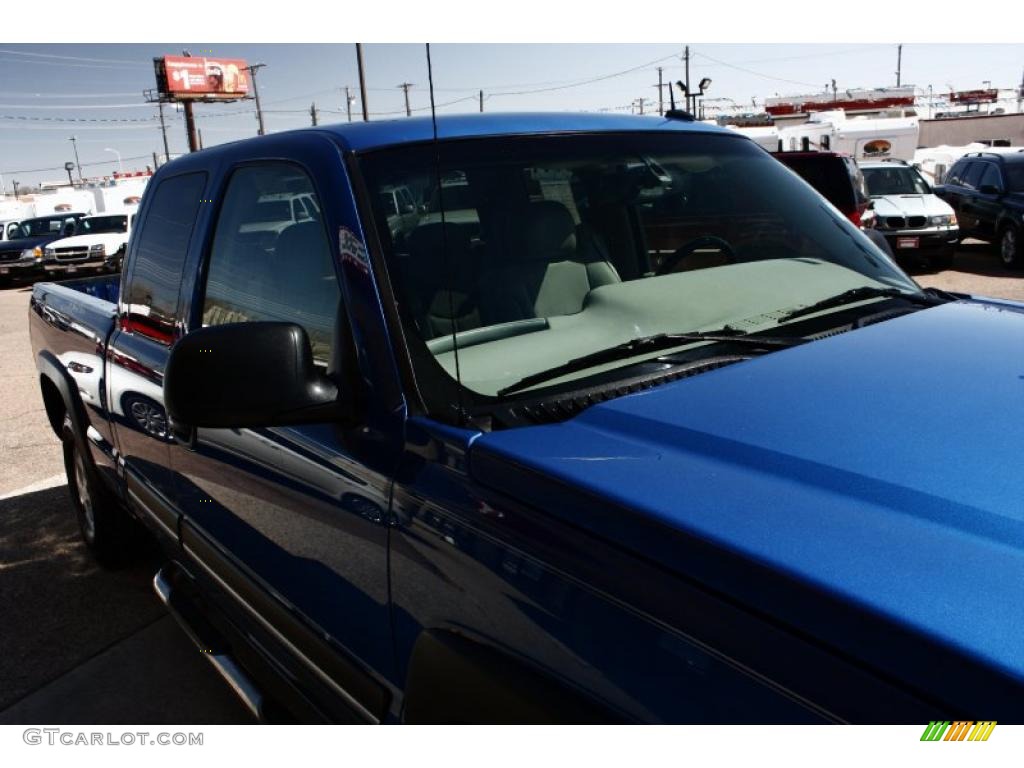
[0, 484, 251, 723]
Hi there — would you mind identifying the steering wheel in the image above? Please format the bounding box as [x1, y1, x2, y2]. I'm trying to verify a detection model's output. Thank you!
[656, 235, 736, 275]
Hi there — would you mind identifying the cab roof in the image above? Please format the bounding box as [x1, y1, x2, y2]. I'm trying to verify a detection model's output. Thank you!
[312, 112, 731, 153]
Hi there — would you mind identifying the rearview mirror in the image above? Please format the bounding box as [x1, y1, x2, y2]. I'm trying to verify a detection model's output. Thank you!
[165, 322, 353, 429]
[979, 184, 1003, 196]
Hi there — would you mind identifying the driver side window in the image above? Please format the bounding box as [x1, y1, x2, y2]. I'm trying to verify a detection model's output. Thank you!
[201, 163, 341, 365]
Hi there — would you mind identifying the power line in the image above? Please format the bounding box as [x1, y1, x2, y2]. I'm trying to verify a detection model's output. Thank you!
[488, 50, 685, 96]
[0, 48, 144, 65]
[691, 51, 822, 88]
[0, 113, 160, 123]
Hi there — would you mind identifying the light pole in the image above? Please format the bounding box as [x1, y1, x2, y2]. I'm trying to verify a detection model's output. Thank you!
[104, 147, 123, 173]
[12, 180, 18, 200]
[69, 136, 83, 182]
[64, 162, 75, 188]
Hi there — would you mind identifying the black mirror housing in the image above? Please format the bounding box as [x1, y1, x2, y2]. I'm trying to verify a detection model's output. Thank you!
[165, 322, 351, 429]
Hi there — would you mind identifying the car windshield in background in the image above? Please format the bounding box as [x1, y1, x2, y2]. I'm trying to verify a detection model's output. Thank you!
[863, 166, 931, 196]
[78, 215, 128, 234]
[16, 217, 76, 238]
[360, 132, 917, 399]
[1003, 162, 1024, 192]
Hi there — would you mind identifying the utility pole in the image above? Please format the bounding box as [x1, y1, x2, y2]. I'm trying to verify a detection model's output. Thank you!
[157, 100, 170, 163]
[12, 180, 19, 200]
[684, 46, 691, 113]
[310, 102, 319, 126]
[831, 79, 838, 101]
[69, 136, 83, 182]
[479, 89, 484, 113]
[398, 82, 413, 117]
[344, 86, 354, 122]
[246, 63, 267, 136]
[896, 44, 903, 87]
[656, 66, 664, 116]
[356, 44, 369, 121]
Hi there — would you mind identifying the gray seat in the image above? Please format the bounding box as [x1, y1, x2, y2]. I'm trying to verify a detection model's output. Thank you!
[482, 201, 619, 324]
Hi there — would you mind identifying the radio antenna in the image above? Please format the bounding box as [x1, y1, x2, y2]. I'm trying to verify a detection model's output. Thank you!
[426, 43, 466, 425]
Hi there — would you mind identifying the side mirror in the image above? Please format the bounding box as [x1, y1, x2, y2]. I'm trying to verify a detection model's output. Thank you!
[165, 322, 352, 429]
[979, 184, 1002, 196]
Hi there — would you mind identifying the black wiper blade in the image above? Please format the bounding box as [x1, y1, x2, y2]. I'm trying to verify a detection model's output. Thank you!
[496, 328, 801, 397]
[778, 286, 940, 323]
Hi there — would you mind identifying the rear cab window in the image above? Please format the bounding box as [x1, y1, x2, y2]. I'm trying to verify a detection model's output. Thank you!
[123, 172, 207, 344]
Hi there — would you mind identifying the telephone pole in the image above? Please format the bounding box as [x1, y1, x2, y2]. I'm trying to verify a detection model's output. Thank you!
[344, 86, 354, 122]
[157, 100, 170, 164]
[183, 102, 199, 152]
[684, 45, 691, 113]
[479, 89, 484, 112]
[356, 44, 369, 121]
[896, 44, 903, 87]
[656, 66, 664, 116]
[310, 102, 319, 126]
[398, 82, 414, 117]
[246, 63, 267, 136]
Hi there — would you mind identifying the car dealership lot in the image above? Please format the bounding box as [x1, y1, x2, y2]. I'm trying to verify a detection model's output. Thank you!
[0, 237, 1020, 723]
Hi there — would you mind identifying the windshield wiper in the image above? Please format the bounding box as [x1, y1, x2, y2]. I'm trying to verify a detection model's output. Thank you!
[777, 286, 942, 323]
[496, 328, 802, 397]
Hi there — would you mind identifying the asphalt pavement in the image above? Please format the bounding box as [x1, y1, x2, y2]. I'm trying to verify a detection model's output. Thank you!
[0, 238, 1021, 724]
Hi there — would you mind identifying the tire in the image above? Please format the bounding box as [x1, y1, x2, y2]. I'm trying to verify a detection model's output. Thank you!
[61, 416, 131, 566]
[1000, 225, 1022, 270]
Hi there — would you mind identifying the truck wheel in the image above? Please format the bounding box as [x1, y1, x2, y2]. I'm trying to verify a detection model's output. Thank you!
[61, 416, 130, 566]
[1000, 225, 1022, 270]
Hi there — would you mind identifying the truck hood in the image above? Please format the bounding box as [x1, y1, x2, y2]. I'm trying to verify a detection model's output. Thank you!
[47, 232, 127, 251]
[472, 300, 1024, 706]
[870, 193, 953, 218]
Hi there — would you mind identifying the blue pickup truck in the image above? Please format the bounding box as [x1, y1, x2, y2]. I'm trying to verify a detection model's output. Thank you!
[28, 113, 1024, 723]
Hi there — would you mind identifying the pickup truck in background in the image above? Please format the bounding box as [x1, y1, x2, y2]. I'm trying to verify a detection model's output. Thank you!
[29, 113, 1024, 724]
[43, 212, 135, 276]
[1, 212, 87, 285]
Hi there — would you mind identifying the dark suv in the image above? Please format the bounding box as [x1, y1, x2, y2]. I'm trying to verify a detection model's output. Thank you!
[935, 151, 1024, 268]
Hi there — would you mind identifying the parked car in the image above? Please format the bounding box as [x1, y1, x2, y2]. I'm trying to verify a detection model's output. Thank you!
[43, 212, 135, 276]
[30, 114, 1024, 724]
[860, 159, 959, 269]
[773, 150, 895, 258]
[0, 212, 87, 285]
[935, 150, 1024, 268]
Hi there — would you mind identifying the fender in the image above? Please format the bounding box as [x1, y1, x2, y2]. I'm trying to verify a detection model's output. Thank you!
[401, 630, 622, 724]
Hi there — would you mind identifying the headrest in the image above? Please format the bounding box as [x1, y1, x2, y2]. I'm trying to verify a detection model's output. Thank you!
[512, 200, 577, 262]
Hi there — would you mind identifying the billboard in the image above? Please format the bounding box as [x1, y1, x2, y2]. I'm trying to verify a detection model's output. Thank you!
[155, 56, 250, 100]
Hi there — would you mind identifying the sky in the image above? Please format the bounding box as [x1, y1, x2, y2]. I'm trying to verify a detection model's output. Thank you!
[0, 42, 1021, 189]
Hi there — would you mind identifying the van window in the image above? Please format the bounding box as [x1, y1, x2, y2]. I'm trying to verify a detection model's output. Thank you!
[201, 163, 340, 364]
[960, 161, 985, 190]
[123, 172, 207, 344]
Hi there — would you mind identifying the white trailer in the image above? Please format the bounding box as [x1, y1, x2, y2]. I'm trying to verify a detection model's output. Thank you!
[778, 110, 920, 161]
[725, 125, 780, 152]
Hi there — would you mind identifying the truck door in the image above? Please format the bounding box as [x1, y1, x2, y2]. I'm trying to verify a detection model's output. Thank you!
[970, 163, 1004, 239]
[169, 153, 396, 722]
[108, 171, 208, 544]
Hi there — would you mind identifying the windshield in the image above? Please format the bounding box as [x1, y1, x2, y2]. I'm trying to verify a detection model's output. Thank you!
[78, 215, 127, 234]
[360, 132, 916, 401]
[863, 166, 931, 196]
[14, 216, 79, 238]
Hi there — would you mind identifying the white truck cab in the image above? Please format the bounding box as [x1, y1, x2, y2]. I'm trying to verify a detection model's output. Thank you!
[43, 212, 134, 275]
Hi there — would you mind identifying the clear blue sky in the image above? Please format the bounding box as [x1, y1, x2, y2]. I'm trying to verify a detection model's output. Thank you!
[1, 43, 1021, 188]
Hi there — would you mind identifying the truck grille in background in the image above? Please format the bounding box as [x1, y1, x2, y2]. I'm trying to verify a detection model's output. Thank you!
[0, 249, 20, 263]
[54, 247, 90, 261]
[884, 216, 927, 230]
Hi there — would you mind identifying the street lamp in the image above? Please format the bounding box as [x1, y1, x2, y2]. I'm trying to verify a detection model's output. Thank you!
[64, 162, 75, 187]
[104, 147, 123, 173]
[696, 78, 712, 118]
